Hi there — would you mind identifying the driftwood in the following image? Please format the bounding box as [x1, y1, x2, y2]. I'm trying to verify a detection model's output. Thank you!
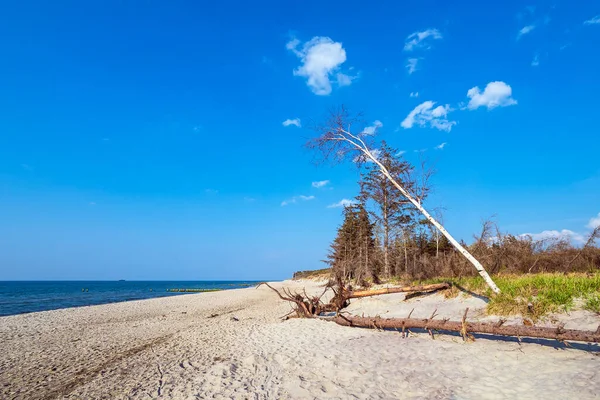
[348, 283, 450, 299]
[328, 310, 600, 343]
[257, 282, 331, 318]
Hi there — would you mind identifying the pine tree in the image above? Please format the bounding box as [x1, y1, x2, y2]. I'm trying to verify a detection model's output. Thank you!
[363, 141, 415, 277]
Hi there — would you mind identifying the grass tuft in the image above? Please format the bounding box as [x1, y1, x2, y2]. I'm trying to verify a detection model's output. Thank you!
[415, 272, 600, 320]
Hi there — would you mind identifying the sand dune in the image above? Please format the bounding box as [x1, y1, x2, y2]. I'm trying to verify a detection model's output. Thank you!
[1, 280, 598, 399]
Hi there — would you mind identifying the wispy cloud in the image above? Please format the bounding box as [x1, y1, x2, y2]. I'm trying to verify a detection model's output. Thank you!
[404, 29, 442, 51]
[401, 101, 456, 132]
[531, 53, 540, 67]
[287, 36, 352, 95]
[517, 24, 536, 39]
[396, 150, 406, 156]
[20, 163, 33, 171]
[406, 58, 420, 74]
[354, 148, 381, 164]
[584, 15, 600, 25]
[282, 118, 301, 127]
[205, 189, 218, 194]
[281, 195, 315, 206]
[588, 213, 600, 229]
[410, 92, 419, 98]
[520, 229, 585, 244]
[244, 197, 256, 202]
[466, 81, 517, 110]
[327, 198, 358, 208]
[361, 120, 383, 136]
[312, 180, 330, 189]
[435, 142, 447, 150]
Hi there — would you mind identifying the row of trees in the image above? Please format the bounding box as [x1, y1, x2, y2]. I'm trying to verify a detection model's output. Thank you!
[325, 142, 600, 283]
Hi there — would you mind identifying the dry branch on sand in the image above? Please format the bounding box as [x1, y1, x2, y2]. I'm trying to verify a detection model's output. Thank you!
[260, 282, 600, 344]
[328, 309, 600, 344]
[348, 283, 450, 299]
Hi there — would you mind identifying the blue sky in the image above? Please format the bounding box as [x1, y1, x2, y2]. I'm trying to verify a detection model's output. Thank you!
[1, 1, 599, 280]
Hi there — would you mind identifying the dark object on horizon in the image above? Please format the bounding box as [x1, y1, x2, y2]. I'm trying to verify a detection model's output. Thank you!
[118, 279, 126, 282]
[166, 288, 222, 293]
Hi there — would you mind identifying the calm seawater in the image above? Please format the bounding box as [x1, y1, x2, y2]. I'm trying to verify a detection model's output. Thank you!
[0, 281, 260, 317]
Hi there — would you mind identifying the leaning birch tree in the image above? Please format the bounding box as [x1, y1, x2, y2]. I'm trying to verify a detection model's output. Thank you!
[308, 107, 501, 294]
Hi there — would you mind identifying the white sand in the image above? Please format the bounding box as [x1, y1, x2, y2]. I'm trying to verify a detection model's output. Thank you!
[1, 280, 599, 399]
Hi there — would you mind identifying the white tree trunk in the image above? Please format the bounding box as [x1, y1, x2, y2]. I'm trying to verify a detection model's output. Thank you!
[362, 148, 501, 294]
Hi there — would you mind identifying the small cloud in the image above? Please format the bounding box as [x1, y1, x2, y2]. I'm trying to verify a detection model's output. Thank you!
[410, 92, 419, 98]
[520, 229, 585, 244]
[281, 195, 315, 206]
[517, 24, 536, 39]
[282, 118, 301, 127]
[396, 150, 406, 156]
[559, 43, 571, 51]
[353, 148, 381, 164]
[193, 126, 202, 132]
[205, 189, 218, 194]
[336, 72, 358, 87]
[89, 202, 96, 206]
[401, 101, 456, 132]
[404, 29, 442, 51]
[435, 142, 447, 150]
[312, 180, 330, 189]
[244, 197, 256, 202]
[588, 213, 600, 229]
[20, 163, 33, 171]
[287, 36, 352, 95]
[543, 15, 551, 25]
[584, 15, 600, 25]
[327, 198, 358, 208]
[531, 53, 540, 67]
[102, 137, 110, 142]
[414, 149, 428, 153]
[361, 120, 383, 136]
[466, 81, 517, 110]
[406, 58, 420, 74]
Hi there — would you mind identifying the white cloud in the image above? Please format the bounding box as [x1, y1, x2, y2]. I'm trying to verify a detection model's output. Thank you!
[406, 58, 420, 74]
[354, 148, 381, 163]
[281, 195, 315, 206]
[396, 150, 406, 156]
[531, 53, 540, 67]
[205, 189, 218, 194]
[287, 36, 350, 95]
[312, 180, 330, 189]
[361, 120, 383, 136]
[584, 15, 600, 25]
[517, 24, 536, 39]
[404, 29, 442, 51]
[435, 142, 447, 150]
[410, 92, 419, 98]
[466, 81, 517, 110]
[89, 202, 96, 206]
[588, 213, 600, 229]
[20, 163, 33, 171]
[520, 229, 585, 244]
[327, 198, 358, 208]
[282, 118, 301, 127]
[401, 101, 456, 132]
[336, 72, 357, 87]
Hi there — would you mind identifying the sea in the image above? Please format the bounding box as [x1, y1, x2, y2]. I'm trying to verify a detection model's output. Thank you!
[0, 281, 260, 317]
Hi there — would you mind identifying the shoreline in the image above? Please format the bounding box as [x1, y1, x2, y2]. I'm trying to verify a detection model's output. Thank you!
[1, 280, 599, 399]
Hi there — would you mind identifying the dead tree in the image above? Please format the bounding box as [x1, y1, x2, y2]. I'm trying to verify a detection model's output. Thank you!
[329, 311, 600, 343]
[348, 282, 450, 299]
[307, 107, 501, 294]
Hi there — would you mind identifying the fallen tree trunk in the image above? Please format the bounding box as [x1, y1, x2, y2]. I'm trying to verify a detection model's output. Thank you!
[328, 312, 600, 343]
[348, 283, 450, 299]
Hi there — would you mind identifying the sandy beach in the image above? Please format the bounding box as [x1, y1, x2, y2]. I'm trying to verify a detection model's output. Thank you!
[1, 280, 599, 400]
